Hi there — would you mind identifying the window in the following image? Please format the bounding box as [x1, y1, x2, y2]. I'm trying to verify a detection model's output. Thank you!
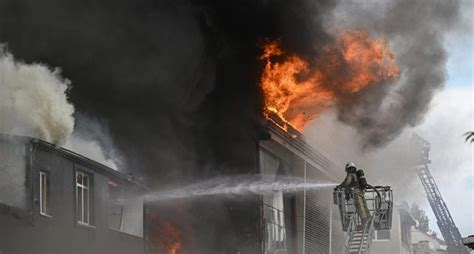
[260, 150, 288, 253]
[263, 194, 288, 253]
[108, 180, 144, 237]
[76, 171, 93, 225]
[108, 181, 124, 231]
[375, 229, 391, 240]
[39, 171, 50, 216]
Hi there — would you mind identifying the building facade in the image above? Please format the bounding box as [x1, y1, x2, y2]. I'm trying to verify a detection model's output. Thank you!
[0, 135, 146, 254]
[1, 118, 346, 254]
[144, 120, 345, 254]
[412, 229, 448, 254]
[370, 206, 416, 254]
[260, 121, 345, 254]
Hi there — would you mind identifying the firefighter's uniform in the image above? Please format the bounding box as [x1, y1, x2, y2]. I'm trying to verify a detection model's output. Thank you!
[337, 164, 370, 226]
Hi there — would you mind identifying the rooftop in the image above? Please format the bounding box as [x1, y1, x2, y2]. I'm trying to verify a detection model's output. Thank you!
[0, 134, 147, 190]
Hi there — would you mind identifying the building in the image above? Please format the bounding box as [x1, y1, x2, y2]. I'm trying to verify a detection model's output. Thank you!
[259, 119, 345, 254]
[0, 135, 146, 254]
[462, 236, 474, 251]
[0, 118, 346, 254]
[370, 205, 416, 254]
[145, 119, 346, 254]
[412, 229, 448, 254]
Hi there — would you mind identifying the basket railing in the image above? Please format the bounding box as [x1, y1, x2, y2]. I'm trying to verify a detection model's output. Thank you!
[333, 186, 393, 231]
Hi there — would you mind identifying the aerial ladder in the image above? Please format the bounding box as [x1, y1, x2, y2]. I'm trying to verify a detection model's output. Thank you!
[334, 186, 393, 254]
[410, 134, 469, 254]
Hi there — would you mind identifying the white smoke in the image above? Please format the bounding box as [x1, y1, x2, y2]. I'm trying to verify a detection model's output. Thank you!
[0, 46, 121, 170]
[0, 46, 74, 145]
[64, 113, 123, 170]
[64, 135, 119, 170]
[304, 86, 474, 236]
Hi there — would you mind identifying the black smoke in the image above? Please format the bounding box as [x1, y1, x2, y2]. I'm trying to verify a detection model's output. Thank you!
[0, 0, 336, 181]
[0, 2, 337, 253]
[0, 0, 463, 174]
[0, 0, 463, 253]
[328, 0, 461, 148]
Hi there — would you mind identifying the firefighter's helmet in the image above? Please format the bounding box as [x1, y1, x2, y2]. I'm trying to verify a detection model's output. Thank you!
[345, 162, 357, 172]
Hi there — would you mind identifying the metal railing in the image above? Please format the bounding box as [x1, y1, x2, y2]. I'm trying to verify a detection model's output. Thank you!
[333, 186, 393, 232]
[263, 203, 288, 254]
[335, 186, 393, 254]
[343, 214, 356, 253]
[360, 213, 375, 253]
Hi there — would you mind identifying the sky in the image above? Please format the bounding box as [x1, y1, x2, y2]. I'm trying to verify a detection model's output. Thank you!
[418, 1, 473, 236]
[445, 0, 474, 89]
[414, 86, 473, 237]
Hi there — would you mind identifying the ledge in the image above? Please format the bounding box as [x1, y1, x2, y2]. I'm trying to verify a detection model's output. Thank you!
[0, 202, 31, 221]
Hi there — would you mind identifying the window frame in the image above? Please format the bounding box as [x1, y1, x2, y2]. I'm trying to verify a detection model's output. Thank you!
[263, 203, 288, 252]
[108, 180, 124, 231]
[260, 149, 289, 252]
[75, 170, 93, 226]
[107, 180, 144, 238]
[39, 171, 51, 217]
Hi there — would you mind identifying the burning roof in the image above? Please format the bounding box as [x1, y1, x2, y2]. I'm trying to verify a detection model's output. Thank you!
[260, 30, 399, 131]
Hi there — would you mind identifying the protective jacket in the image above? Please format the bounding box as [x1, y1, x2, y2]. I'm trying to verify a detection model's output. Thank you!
[337, 169, 370, 225]
[338, 172, 359, 189]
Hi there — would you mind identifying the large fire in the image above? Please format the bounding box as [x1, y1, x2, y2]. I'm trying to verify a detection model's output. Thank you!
[260, 30, 400, 131]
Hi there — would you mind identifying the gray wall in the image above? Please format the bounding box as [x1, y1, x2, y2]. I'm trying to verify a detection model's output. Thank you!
[0, 137, 27, 208]
[371, 208, 412, 254]
[0, 140, 144, 254]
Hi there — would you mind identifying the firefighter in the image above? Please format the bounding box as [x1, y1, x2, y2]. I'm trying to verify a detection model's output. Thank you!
[335, 162, 370, 227]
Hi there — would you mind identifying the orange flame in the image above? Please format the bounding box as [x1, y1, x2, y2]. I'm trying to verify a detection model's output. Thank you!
[154, 222, 184, 254]
[260, 30, 400, 131]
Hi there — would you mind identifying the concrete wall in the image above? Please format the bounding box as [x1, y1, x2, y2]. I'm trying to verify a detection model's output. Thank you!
[0, 137, 28, 209]
[371, 208, 402, 254]
[0, 140, 144, 254]
[371, 208, 412, 254]
[412, 229, 447, 253]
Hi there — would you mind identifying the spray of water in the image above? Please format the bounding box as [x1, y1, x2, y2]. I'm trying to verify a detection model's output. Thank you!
[144, 175, 337, 201]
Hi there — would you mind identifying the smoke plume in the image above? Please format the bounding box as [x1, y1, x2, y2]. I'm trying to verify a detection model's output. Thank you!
[325, 0, 461, 148]
[64, 113, 124, 170]
[0, 0, 340, 180]
[0, 0, 465, 252]
[0, 46, 74, 145]
[0, 46, 122, 169]
[0, 1, 338, 252]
